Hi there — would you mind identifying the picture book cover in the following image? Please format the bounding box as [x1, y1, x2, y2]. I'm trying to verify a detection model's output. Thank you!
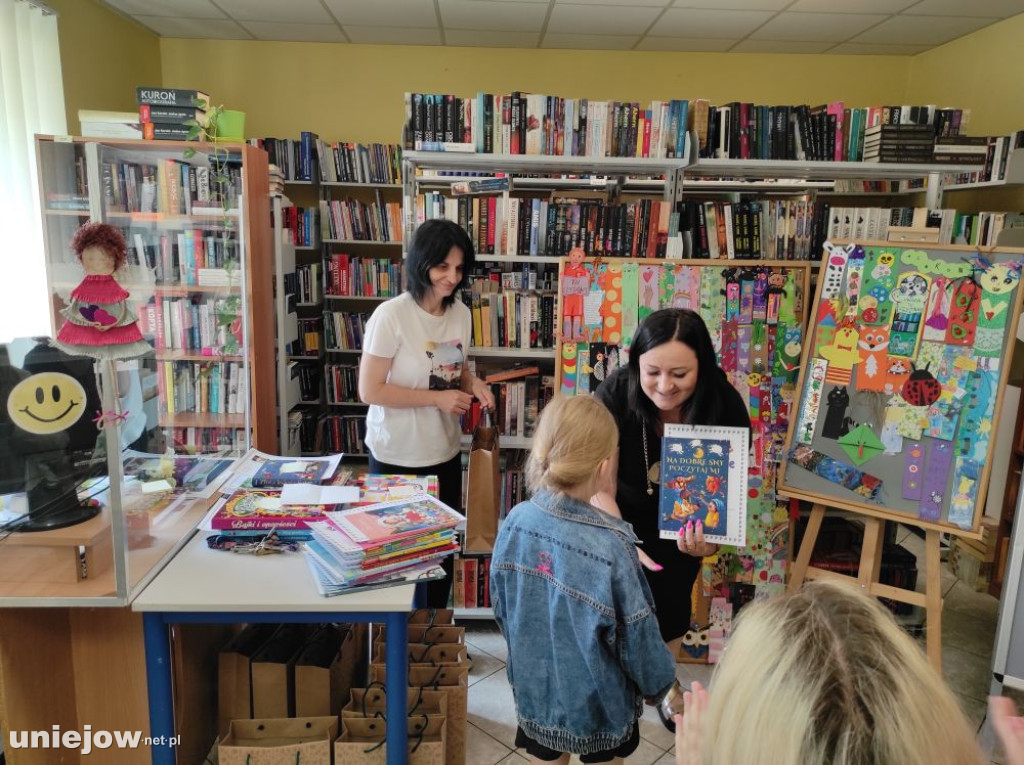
[355, 474, 440, 503]
[251, 458, 331, 488]
[658, 424, 749, 547]
[209, 489, 335, 530]
[328, 494, 464, 545]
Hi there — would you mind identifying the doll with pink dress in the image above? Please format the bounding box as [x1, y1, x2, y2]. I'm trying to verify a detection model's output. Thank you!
[51, 222, 151, 360]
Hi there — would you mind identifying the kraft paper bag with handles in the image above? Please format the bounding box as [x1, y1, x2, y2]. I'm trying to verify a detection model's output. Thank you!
[218, 716, 337, 765]
[336, 714, 446, 765]
[343, 685, 448, 720]
[370, 663, 468, 765]
[464, 407, 500, 553]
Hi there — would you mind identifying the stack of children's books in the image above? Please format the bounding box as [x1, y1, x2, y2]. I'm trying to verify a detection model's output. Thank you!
[304, 494, 463, 597]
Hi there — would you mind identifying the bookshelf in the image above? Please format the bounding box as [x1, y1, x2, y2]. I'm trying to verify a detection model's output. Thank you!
[35, 135, 276, 454]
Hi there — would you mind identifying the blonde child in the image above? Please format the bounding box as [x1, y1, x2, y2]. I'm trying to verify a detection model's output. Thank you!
[490, 395, 677, 764]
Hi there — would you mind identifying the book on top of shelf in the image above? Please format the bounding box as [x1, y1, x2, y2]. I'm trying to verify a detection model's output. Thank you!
[136, 86, 211, 110]
[207, 489, 336, 530]
[658, 424, 749, 548]
[484, 365, 540, 383]
[451, 177, 510, 195]
[327, 494, 464, 545]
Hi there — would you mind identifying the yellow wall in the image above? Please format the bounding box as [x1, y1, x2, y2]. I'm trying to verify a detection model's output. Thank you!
[49, 0, 161, 135]
[909, 13, 1024, 136]
[160, 40, 914, 143]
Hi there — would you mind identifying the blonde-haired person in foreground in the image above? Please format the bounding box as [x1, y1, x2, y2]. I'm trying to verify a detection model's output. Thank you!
[673, 580, 984, 765]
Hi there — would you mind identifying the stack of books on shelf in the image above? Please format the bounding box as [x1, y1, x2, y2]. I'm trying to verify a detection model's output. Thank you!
[137, 86, 210, 142]
[319, 413, 366, 455]
[461, 270, 558, 350]
[678, 198, 823, 261]
[285, 262, 322, 305]
[289, 316, 323, 357]
[316, 141, 402, 184]
[305, 495, 462, 596]
[862, 124, 935, 163]
[942, 130, 1024, 185]
[825, 206, 957, 244]
[324, 311, 370, 351]
[248, 131, 319, 182]
[319, 196, 402, 242]
[100, 154, 241, 215]
[268, 164, 285, 195]
[459, 366, 551, 439]
[325, 254, 404, 298]
[402, 92, 965, 163]
[282, 205, 319, 247]
[325, 363, 360, 404]
[78, 109, 143, 140]
[932, 136, 991, 166]
[289, 361, 322, 403]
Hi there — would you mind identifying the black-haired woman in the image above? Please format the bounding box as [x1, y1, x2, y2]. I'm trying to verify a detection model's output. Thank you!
[359, 219, 495, 607]
[594, 308, 751, 653]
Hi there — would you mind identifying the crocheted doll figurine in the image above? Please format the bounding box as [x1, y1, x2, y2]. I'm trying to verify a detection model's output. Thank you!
[51, 222, 151, 360]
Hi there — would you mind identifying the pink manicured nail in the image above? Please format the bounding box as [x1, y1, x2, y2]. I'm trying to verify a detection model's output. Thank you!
[650, 563, 664, 571]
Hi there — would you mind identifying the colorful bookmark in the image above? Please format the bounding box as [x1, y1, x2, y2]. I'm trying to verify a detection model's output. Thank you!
[919, 441, 953, 522]
[902, 441, 925, 501]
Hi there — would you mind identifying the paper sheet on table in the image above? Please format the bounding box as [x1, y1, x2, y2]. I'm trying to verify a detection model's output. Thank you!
[281, 484, 360, 505]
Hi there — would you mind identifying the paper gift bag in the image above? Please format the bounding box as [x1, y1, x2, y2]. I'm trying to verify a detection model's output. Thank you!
[294, 623, 361, 718]
[408, 609, 454, 626]
[371, 664, 468, 765]
[406, 625, 465, 645]
[343, 687, 448, 719]
[336, 715, 445, 765]
[218, 716, 338, 765]
[464, 410, 500, 553]
[372, 642, 468, 666]
[218, 624, 280, 737]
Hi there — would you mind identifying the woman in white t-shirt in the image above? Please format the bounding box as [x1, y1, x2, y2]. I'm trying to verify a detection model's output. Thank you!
[359, 219, 496, 606]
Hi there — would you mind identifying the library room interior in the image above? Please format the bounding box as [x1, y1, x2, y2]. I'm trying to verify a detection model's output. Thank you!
[7, 0, 1024, 763]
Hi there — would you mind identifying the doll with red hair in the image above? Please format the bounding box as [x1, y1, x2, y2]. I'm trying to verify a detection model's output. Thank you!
[51, 222, 150, 360]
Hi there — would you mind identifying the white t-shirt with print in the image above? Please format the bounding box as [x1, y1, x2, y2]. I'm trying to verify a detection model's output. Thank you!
[363, 292, 472, 466]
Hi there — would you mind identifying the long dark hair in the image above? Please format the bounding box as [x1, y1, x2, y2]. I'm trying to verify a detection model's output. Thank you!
[405, 219, 475, 309]
[626, 308, 733, 429]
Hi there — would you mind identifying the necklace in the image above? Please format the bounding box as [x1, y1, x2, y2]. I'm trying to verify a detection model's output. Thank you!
[641, 423, 661, 496]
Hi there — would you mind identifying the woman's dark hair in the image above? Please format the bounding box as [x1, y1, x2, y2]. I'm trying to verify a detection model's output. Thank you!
[405, 219, 475, 309]
[627, 308, 734, 428]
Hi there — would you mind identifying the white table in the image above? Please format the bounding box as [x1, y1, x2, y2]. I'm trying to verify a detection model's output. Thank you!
[132, 531, 418, 764]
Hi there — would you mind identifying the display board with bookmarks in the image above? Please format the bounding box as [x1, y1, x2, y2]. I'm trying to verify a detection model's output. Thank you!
[780, 241, 1024, 536]
[555, 256, 811, 663]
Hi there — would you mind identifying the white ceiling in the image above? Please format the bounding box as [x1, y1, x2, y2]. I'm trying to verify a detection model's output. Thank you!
[99, 0, 1024, 54]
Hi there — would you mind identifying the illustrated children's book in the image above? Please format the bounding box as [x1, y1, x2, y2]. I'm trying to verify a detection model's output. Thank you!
[354, 474, 440, 503]
[658, 424, 749, 547]
[209, 489, 336, 530]
[251, 458, 332, 488]
[327, 495, 464, 545]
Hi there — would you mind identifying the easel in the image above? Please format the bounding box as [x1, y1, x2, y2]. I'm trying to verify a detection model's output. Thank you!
[787, 500, 945, 671]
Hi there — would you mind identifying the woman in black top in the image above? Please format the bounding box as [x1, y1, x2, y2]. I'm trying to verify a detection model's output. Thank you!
[594, 308, 751, 652]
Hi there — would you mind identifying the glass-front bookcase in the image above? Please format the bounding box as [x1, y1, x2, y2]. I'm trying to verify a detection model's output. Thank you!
[0, 136, 273, 605]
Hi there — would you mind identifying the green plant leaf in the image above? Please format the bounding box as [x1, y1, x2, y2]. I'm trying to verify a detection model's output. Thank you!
[183, 148, 196, 159]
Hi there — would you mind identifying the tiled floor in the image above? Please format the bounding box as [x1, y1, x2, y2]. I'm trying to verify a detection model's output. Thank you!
[462, 524, 1006, 764]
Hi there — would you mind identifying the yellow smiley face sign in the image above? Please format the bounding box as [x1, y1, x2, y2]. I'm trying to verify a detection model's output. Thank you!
[7, 372, 87, 435]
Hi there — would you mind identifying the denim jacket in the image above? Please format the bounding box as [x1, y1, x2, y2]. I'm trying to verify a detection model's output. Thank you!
[490, 490, 676, 756]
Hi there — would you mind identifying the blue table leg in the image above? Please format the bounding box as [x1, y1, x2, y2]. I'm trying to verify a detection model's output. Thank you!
[142, 612, 175, 765]
[385, 610, 410, 765]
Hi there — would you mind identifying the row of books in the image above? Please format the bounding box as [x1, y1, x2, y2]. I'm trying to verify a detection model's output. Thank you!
[102, 157, 240, 214]
[157, 360, 247, 416]
[289, 361, 321, 403]
[325, 362, 360, 405]
[460, 290, 557, 350]
[466, 264, 559, 296]
[315, 140, 402, 185]
[169, 425, 245, 454]
[401, 92, 966, 162]
[451, 555, 491, 609]
[143, 295, 234, 353]
[324, 311, 370, 352]
[319, 414, 366, 455]
[459, 448, 529, 518]
[290, 317, 323, 357]
[282, 205, 319, 248]
[681, 198, 824, 261]
[120, 229, 240, 286]
[325, 254, 404, 298]
[319, 197, 402, 243]
[474, 376, 541, 438]
[415, 193, 684, 259]
[287, 262, 323, 305]
[248, 133, 320, 182]
[941, 131, 1024, 185]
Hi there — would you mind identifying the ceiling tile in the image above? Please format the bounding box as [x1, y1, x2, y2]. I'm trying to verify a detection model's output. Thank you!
[215, 0, 332, 23]
[131, 15, 252, 38]
[237, 21, 346, 42]
[828, 41, 931, 54]
[634, 36, 737, 51]
[343, 26, 443, 44]
[788, 0, 916, 11]
[851, 14, 997, 44]
[901, 0, 1024, 17]
[555, 0, 668, 5]
[547, 4, 662, 35]
[655, 8, 774, 38]
[750, 12, 887, 41]
[541, 33, 640, 49]
[100, 0, 225, 18]
[673, 0, 790, 8]
[731, 39, 834, 53]
[324, 0, 439, 28]
[440, 0, 549, 31]
[444, 29, 541, 46]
